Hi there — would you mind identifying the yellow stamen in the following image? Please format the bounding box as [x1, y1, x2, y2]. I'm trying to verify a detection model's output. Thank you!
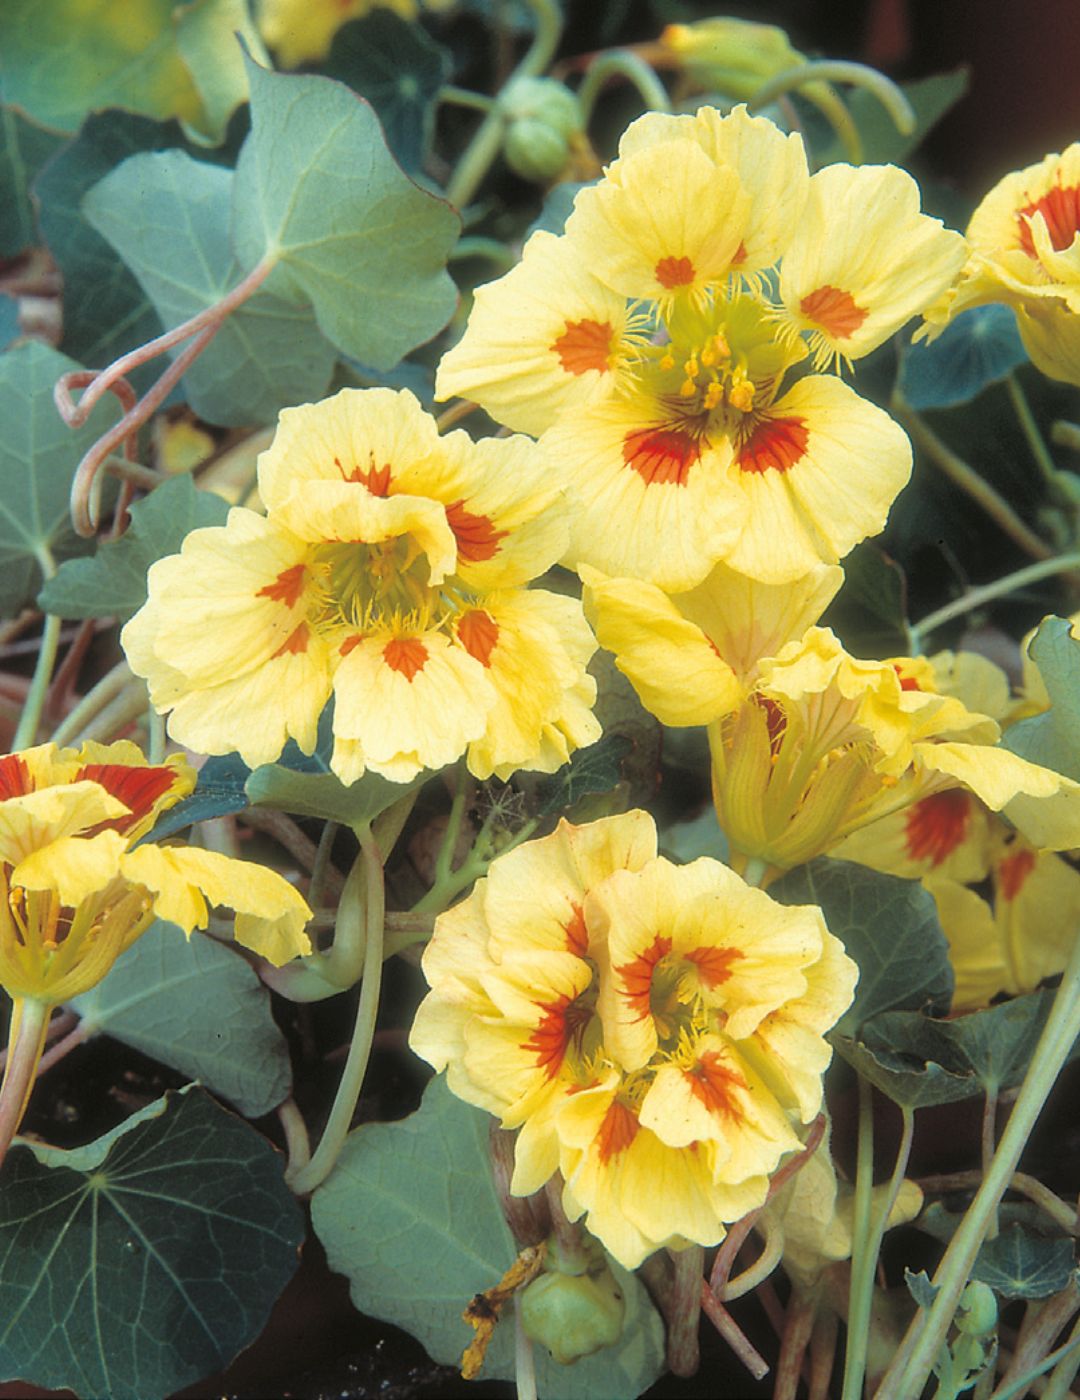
[703, 381, 723, 411]
[680, 378, 697, 398]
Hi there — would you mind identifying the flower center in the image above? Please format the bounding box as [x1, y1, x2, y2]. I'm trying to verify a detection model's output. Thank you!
[308, 536, 445, 635]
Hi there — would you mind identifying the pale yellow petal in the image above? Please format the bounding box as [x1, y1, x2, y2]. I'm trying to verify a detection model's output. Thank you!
[13, 830, 129, 906]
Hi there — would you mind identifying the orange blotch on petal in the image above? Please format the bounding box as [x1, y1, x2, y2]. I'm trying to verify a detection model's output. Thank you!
[622, 426, 702, 487]
[800, 285, 868, 340]
[552, 318, 615, 376]
[655, 255, 695, 289]
[77, 763, 179, 833]
[688, 1050, 747, 1122]
[340, 634, 364, 658]
[596, 1098, 640, 1164]
[256, 563, 307, 608]
[904, 790, 971, 867]
[383, 637, 428, 681]
[1018, 184, 1080, 257]
[446, 500, 507, 564]
[997, 847, 1037, 901]
[685, 944, 743, 990]
[0, 754, 33, 799]
[753, 694, 788, 756]
[272, 623, 311, 658]
[336, 454, 392, 496]
[457, 610, 499, 668]
[737, 416, 808, 476]
[893, 664, 922, 692]
[564, 902, 588, 959]
[615, 933, 673, 1021]
[525, 993, 593, 1080]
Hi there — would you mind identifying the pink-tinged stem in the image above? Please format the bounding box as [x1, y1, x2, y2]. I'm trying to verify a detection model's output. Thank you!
[808, 1309, 838, 1400]
[773, 1292, 816, 1400]
[667, 1245, 704, 1377]
[700, 1278, 770, 1381]
[0, 998, 53, 1170]
[55, 257, 275, 427]
[35, 1020, 90, 1076]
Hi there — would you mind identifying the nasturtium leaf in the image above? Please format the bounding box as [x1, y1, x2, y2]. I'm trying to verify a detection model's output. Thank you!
[0, 105, 66, 257]
[1004, 616, 1080, 781]
[0, 295, 19, 351]
[900, 305, 1027, 411]
[39, 473, 230, 620]
[324, 12, 451, 172]
[230, 56, 460, 370]
[905, 1268, 939, 1309]
[0, 1087, 304, 1400]
[972, 1224, 1076, 1299]
[68, 920, 292, 1118]
[311, 1074, 666, 1399]
[0, 0, 202, 135]
[535, 733, 632, 817]
[661, 806, 728, 864]
[82, 149, 338, 426]
[863, 990, 1062, 1095]
[0, 342, 119, 617]
[33, 111, 171, 386]
[142, 751, 252, 842]
[771, 858, 954, 1032]
[816, 68, 970, 167]
[245, 752, 423, 827]
[527, 180, 591, 238]
[822, 543, 909, 659]
[832, 1034, 977, 1108]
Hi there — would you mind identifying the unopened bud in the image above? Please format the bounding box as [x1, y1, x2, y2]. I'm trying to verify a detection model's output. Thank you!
[518, 1233, 625, 1363]
[499, 77, 582, 182]
[660, 18, 805, 99]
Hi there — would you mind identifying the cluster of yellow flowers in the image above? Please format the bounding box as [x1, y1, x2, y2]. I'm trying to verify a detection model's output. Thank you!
[7, 102, 1080, 1276]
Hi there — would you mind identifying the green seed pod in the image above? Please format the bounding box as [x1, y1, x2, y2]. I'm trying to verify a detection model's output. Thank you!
[503, 118, 571, 181]
[499, 76, 582, 182]
[518, 1265, 625, 1364]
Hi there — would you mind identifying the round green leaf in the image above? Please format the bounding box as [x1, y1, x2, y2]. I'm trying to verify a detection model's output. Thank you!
[0, 1087, 304, 1400]
[900, 305, 1027, 411]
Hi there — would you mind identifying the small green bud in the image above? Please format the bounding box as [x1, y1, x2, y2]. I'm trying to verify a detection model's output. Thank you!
[957, 1280, 998, 1338]
[503, 119, 570, 181]
[518, 1234, 625, 1363]
[499, 77, 582, 182]
[660, 18, 805, 99]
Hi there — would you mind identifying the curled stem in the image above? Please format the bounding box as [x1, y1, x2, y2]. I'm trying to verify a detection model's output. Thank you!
[878, 928, 1080, 1400]
[749, 59, 915, 138]
[700, 1277, 770, 1380]
[286, 825, 386, 1195]
[917, 1170, 1079, 1236]
[0, 997, 52, 1170]
[576, 49, 672, 123]
[276, 1098, 312, 1178]
[722, 1218, 784, 1301]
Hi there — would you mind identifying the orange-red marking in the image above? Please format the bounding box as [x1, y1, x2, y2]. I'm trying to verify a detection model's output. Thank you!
[0, 754, 32, 799]
[256, 563, 306, 608]
[1017, 183, 1080, 257]
[552, 318, 614, 375]
[800, 285, 868, 340]
[904, 790, 970, 867]
[446, 500, 507, 563]
[737, 416, 808, 475]
[622, 425, 701, 486]
[615, 933, 672, 1021]
[457, 610, 499, 668]
[688, 1050, 747, 1121]
[997, 847, 1037, 900]
[77, 763, 178, 833]
[596, 1098, 639, 1163]
[383, 637, 428, 681]
[655, 255, 695, 289]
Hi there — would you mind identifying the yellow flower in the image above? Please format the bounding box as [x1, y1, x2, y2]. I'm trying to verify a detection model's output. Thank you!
[920, 145, 1080, 385]
[409, 811, 857, 1269]
[257, 0, 419, 69]
[122, 388, 600, 785]
[0, 741, 312, 1004]
[437, 105, 964, 590]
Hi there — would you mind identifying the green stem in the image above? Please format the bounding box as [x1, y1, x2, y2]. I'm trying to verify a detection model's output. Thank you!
[1051, 419, 1080, 453]
[65, 682, 150, 746]
[307, 821, 339, 911]
[413, 816, 540, 916]
[1042, 1315, 1080, 1400]
[0, 998, 52, 1170]
[1007, 373, 1062, 492]
[799, 81, 862, 163]
[909, 552, 1080, 649]
[514, 1303, 539, 1400]
[576, 49, 672, 123]
[449, 237, 518, 273]
[878, 930, 1080, 1400]
[841, 1073, 879, 1400]
[434, 759, 472, 890]
[741, 856, 769, 888]
[147, 706, 166, 765]
[13, 550, 60, 750]
[892, 393, 1059, 566]
[50, 660, 132, 746]
[749, 59, 915, 138]
[286, 825, 385, 1195]
[438, 84, 497, 114]
[446, 0, 564, 209]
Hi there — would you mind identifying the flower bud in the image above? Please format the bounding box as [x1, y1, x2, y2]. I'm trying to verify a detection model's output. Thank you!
[499, 77, 582, 182]
[660, 18, 805, 98]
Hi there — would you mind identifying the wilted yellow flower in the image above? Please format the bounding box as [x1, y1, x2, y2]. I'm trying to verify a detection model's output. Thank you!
[921, 145, 1080, 385]
[123, 388, 600, 786]
[0, 740, 312, 1004]
[438, 105, 964, 590]
[409, 811, 857, 1269]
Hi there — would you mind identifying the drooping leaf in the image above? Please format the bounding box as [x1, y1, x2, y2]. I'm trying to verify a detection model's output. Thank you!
[0, 0, 203, 134]
[230, 56, 459, 370]
[863, 990, 1066, 1095]
[33, 110, 172, 387]
[905, 1268, 940, 1309]
[771, 857, 954, 1033]
[535, 734, 632, 818]
[821, 543, 909, 659]
[39, 473, 230, 620]
[0, 105, 66, 257]
[832, 1033, 978, 1109]
[245, 727, 425, 827]
[815, 68, 970, 167]
[82, 148, 338, 426]
[141, 751, 252, 842]
[0, 342, 118, 617]
[68, 920, 291, 1118]
[0, 1087, 304, 1400]
[900, 305, 1028, 411]
[972, 1224, 1076, 1299]
[1004, 616, 1080, 781]
[323, 12, 451, 172]
[310, 1074, 666, 1399]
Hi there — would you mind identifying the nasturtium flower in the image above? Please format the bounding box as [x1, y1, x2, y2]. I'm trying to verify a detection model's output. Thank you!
[122, 388, 600, 786]
[257, 0, 445, 68]
[921, 144, 1080, 385]
[409, 811, 857, 1269]
[0, 740, 312, 1005]
[437, 105, 964, 590]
